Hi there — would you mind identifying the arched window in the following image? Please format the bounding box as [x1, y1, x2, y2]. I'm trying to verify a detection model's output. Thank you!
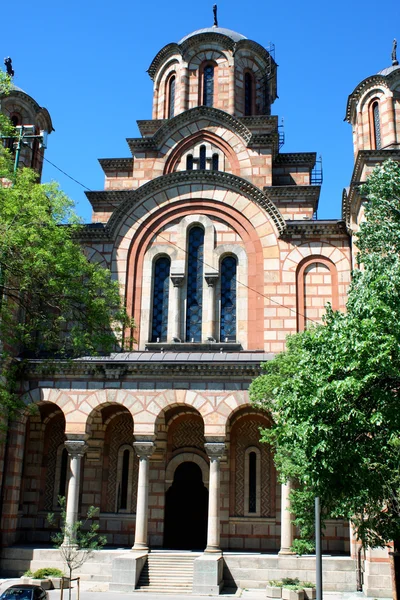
[212, 153, 219, 171]
[372, 101, 381, 149]
[244, 72, 254, 116]
[203, 65, 214, 107]
[167, 75, 176, 119]
[199, 145, 206, 170]
[116, 445, 134, 512]
[186, 227, 204, 342]
[220, 256, 237, 342]
[186, 154, 194, 170]
[244, 446, 261, 516]
[151, 256, 171, 342]
[11, 115, 19, 127]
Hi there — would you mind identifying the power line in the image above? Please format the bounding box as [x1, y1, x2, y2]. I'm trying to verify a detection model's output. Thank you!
[41, 152, 321, 325]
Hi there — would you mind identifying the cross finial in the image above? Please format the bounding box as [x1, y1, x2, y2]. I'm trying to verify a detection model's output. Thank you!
[213, 4, 218, 27]
[392, 39, 399, 66]
[4, 57, 14, 78]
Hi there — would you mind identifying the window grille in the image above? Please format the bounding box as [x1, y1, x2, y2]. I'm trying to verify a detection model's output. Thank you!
[373, 102, 381, 149]
[186, 154, 194, 170]
[168, 75, 176, 119]
[248, 451, 257, 513]
[186, 227, 204, 341]
[151, 256, 170, 342]
[212, 153, 219, 171]
[220, 256, 237, 341]
[120, 449, 130, 510]
[203, 65, 214, 107]
[199, 145, 206, 170]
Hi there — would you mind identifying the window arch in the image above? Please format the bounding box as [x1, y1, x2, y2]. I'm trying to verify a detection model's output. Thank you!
[202, 64, 214, 107]
[151, 256, 171, 342]
[244, 446, 261, 516]
[186, 226, 204, 342]
[166, 74, 176, 119]
[370, 100, 381, 149]
[220, 255, 237, 342]
[296, 256, 338, 332]
[244, 72, 254, 116]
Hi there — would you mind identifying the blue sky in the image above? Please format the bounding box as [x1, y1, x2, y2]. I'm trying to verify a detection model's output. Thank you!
[2, 0, 398, 221]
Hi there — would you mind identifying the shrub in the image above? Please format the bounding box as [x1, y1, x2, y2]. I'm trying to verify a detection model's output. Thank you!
[23, 570, 33, 577]
[301, 582, 316, 589]
[282, 578, 300, 586]
[283, 584, 303, 591]
[269, 580, 283, 587]
[32, 568, 64, 579]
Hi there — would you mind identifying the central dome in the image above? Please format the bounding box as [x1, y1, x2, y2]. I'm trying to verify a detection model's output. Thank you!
[179, 26, 247, 44]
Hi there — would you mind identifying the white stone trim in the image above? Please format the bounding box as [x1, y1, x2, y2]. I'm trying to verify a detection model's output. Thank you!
[165, 452, 209, 490]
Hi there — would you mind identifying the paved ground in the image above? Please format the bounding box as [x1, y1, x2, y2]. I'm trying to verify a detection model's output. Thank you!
[0, 579, 390, 600]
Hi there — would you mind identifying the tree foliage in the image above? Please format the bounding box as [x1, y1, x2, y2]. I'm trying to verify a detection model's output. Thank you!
[250, 160, 400, 552]
[48, 497, 106, 600]
[0, 70, 133, 419]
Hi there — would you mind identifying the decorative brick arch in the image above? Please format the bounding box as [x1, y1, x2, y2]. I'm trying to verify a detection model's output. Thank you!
[163, 130, 240, 175]
[296, 255, 338, 332]
[165, 453, 209, 490]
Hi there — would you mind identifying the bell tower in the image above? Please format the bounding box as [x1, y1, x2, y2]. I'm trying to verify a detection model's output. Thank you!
[1, 59, 53, 180]
[343, 40, 400, 246]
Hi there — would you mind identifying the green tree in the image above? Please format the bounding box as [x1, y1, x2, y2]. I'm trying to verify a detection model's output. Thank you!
[250, 160, 400, 567]
[48, 497, 106, 600]
[0, 71, 133, 421]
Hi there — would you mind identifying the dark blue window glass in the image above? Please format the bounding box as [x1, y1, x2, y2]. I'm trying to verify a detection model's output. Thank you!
[199, 145, 206, 170]
[168, 76, 175, 119]
[186, 227, 204, 342]
[245, 72, 253, 116]
[220, 256, 237, 342]
[373, 102, 381, 149]
[203, 65, 214, 107]
[212, 153, 219, 171]
[151, 257, 170, 342]
[186, 154, 193, 170]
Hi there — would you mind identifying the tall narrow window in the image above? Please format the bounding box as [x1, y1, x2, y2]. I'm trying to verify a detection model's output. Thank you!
[244, 72, 253, 116]
[186, 154, 194, 170]
[151, 256, 170, 342]
[203, 65, 214, 107]
[119, 449, 130, 510]
[220, 256, 237, 342]
[212, 153, 219, 171]
[199, 145, 206, 170]
[186, 227, 204, 342]
[372, 101, 381, 149]
[58, 448, 68, 499]
[248, 451, 257, 513]
[168, 75, 176, 119]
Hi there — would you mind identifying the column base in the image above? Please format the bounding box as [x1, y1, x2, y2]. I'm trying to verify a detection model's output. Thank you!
[132, 543, 149, 552]
[204, 546, 222, 554]
[278, 549, 296, 556]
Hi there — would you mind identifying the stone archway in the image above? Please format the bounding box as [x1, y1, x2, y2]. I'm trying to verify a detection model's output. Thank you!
[163, 460, 208, 550]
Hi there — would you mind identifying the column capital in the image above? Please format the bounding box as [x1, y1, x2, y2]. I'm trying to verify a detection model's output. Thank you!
[133, 441, 156, 458]
[205, 442, 225, 460]
[64, 440, 87, 458]
[171, 274, 184, 287]
[205, 273, 219, 287]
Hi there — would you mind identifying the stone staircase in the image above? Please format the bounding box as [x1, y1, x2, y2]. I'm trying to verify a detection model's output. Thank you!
[136, 552, 200, 593]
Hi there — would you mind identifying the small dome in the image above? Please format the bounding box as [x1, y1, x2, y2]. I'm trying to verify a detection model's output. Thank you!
[179, 26, 247, 44]
[377, 64, 400, 76]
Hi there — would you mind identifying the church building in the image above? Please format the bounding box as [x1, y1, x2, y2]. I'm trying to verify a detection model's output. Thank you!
[1, 15, 399, 598]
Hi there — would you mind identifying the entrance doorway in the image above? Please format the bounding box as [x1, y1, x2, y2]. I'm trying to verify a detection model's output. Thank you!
[163, 461, 208, 550]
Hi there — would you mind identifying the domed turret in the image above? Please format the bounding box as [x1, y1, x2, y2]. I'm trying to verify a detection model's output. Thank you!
[148, 15, 277, 120]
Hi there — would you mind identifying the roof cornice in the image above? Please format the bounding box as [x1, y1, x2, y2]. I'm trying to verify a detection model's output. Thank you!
[266, 185, 321, 200]
[283, 219, 348, 238]
[98, 158, 133, 171]
[274, 152, 316, 167]
[22, 353, 274, 380]
[147, 43, 182, 80]
[105, 170, 287, 238]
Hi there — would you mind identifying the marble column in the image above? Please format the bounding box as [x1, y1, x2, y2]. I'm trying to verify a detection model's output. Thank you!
[63, 440, 87, 546]
[132, 441, 155, 552]
[279, 480, 295, 555]
[170, 275, 184, 342]
[204, 442, 225, 553]
[205, 274, 219, 341]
